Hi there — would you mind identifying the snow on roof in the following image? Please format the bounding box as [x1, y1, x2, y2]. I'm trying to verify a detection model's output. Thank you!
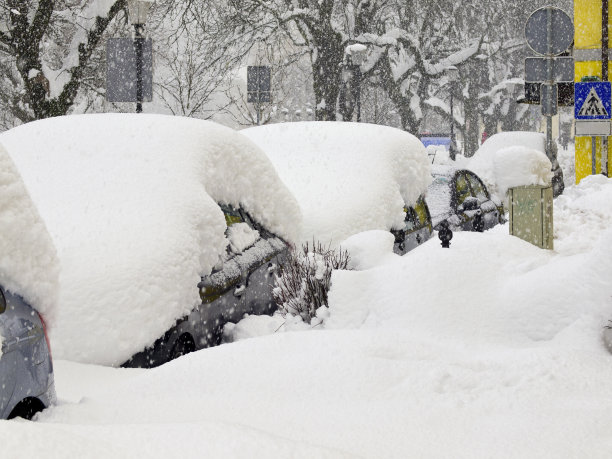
[0, 143, 59, 320]
[241, 122, 431, 246]
[0, 114, 301, 366]
[468, 131, 551, 197]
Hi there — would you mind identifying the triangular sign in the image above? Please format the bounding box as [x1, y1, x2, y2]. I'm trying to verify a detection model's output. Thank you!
[578, 88, 609, 117]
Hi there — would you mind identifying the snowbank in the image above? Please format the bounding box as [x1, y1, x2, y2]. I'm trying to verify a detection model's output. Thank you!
[0, 143, 58, 321]
[0, 114, 301, 366]
[241, 122, 431, 246]
[469, 131, 552, 197]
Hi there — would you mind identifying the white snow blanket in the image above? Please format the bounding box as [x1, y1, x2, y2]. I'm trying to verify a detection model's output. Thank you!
[241, 122, 431, 246]
[5, 176, 612, 458]
[0, 114, 301, 366]
[468, 131, 552, 197]
[0, 143, 58, 322]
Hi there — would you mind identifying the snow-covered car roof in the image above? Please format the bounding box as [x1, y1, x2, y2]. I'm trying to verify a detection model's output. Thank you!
[0, 143, 58, 321]
[0, 114, 301, 366]
[241, 122, 431, 245]
[467, 131, 552, 197]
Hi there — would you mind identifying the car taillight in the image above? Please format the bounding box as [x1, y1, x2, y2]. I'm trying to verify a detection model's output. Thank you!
[37, 312, 52, 359]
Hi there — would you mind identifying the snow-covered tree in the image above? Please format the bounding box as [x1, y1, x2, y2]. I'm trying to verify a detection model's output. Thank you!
[0, 0, 129, 127]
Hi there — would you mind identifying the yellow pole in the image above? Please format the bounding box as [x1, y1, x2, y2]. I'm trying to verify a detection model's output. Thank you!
[574, 0, 611, 182]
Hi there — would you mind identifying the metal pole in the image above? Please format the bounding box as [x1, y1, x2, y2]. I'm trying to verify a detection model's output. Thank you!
[603, 0, 609, 175]
[450, 90, 456, 161]
[356, 65, 362, 122]
[592, 136, 598, 175]
[134, 24, 144, 114]
[545, 7, 554, 164]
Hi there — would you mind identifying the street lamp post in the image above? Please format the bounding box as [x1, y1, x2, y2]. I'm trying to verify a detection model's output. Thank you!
[127, 0, 153, 113]
[346, 44, 367, 122]
[447, 66, 459, 161]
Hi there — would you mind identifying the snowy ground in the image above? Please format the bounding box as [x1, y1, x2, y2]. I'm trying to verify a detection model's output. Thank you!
[2, 150, 612, 458]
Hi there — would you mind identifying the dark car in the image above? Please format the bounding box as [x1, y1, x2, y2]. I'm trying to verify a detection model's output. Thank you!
[123, 203, 287, 368]
[0, 287, 56, 419]
[392, 195, 433, 254]
[426, 166, 504, 232]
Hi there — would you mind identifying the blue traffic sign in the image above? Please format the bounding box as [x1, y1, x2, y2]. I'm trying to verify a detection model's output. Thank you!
[574, 82, 612, 120]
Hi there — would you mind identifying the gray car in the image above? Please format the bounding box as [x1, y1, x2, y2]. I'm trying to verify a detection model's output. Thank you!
[426, 166, 504, 232]
[0, 287, 56, 419]
[123, 203, 288, 368]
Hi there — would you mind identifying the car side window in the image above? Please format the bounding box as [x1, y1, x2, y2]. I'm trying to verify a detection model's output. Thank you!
[466, 172, 489, 201]
[220, 204, 261, 256]
[414, 196, 431, 229]
[455, 173, 471, 206]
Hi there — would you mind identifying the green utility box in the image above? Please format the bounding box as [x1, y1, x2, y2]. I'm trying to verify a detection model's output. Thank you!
[508, 185, 554, 250]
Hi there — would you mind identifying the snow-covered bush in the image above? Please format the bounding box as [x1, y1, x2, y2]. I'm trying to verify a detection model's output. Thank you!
[273, 242, 350, 323]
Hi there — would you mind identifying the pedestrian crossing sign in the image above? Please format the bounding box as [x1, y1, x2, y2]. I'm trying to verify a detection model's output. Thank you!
[574, 82, 612, 120]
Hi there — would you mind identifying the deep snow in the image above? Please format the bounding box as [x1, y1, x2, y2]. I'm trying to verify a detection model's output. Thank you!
[3, 171, 612, 458]
[0, 114, 301, 366]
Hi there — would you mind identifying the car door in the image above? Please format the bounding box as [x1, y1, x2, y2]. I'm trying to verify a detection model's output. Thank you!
[453, 171, 476, 231]
[464, 172, 501, 230]
[395, 195, 433, 254]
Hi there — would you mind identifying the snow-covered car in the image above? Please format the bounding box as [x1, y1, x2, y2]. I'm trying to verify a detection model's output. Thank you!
[468, 131, 564, 197]
[241, 122, 432, 255]
[0, 143, 58, 419]
[426, 166, 504, 232]
[0, 114, 301, 367]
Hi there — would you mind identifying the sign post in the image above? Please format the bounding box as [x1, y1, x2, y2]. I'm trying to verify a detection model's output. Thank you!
[524, 6, 574, 195]
[247, 66, 271, 125]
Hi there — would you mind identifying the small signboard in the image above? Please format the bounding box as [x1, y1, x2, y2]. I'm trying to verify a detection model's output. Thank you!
[106, 38, 153, 103]
[525, 57, 574, 82]
[574, 82, 612, 120]
[575, 120, 611, 136]
[247, 66, 271, 103]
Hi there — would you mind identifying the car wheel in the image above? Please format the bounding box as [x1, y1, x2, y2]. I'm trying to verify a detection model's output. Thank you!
[170, 333, 196, 361]
[8, 398, 45, 420]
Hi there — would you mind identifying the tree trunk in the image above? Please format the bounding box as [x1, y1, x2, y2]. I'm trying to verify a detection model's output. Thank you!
[311, 29, 344, 121]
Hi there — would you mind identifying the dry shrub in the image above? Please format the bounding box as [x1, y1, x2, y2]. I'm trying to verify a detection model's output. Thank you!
[273, 241, 350, 323]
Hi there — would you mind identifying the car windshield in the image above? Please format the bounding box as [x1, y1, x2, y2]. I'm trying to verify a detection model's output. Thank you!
[427, 176, 453, 220]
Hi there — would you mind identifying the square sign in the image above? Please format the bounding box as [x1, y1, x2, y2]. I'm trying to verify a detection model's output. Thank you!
[247, 66, 271, 103]
[106, 38, 153, 103]
[574, 82, 612, 120]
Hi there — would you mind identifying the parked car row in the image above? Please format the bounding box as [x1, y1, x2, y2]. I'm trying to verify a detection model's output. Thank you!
[0, 115, 508, 420]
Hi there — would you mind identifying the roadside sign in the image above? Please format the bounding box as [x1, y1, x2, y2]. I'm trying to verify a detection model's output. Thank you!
[574, 82, 612, 120]
[525, 57, 574, 82]
[247, 66, 271, 103]
[525, 7, 573, 56]
[106, 38, 153, 103]
[575, 120, 612, 136]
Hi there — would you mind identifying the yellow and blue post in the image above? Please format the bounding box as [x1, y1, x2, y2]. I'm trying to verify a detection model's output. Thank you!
[574, 0, 611, 182]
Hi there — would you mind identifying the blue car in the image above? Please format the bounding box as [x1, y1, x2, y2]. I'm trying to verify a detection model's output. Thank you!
[0, 287, 56, 419]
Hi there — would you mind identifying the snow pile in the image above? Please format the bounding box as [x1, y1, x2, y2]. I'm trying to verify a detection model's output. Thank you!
[341, 230, 400, 270]
[241, 122, 431, 246]
[0, 143, 58, 320]
[0, 114, 301, 366]
[469, 131, 552, 197]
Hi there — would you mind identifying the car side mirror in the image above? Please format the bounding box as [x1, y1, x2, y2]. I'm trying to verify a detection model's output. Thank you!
[459, 197, 478, 212]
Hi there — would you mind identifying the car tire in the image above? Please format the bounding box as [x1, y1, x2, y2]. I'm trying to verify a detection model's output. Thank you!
[169, 333, 196, 361]
[8, 397, 45, 420]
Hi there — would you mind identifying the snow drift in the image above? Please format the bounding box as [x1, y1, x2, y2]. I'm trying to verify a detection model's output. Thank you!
[0, 114, 301, 366]
[241, 122, 431, 246]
